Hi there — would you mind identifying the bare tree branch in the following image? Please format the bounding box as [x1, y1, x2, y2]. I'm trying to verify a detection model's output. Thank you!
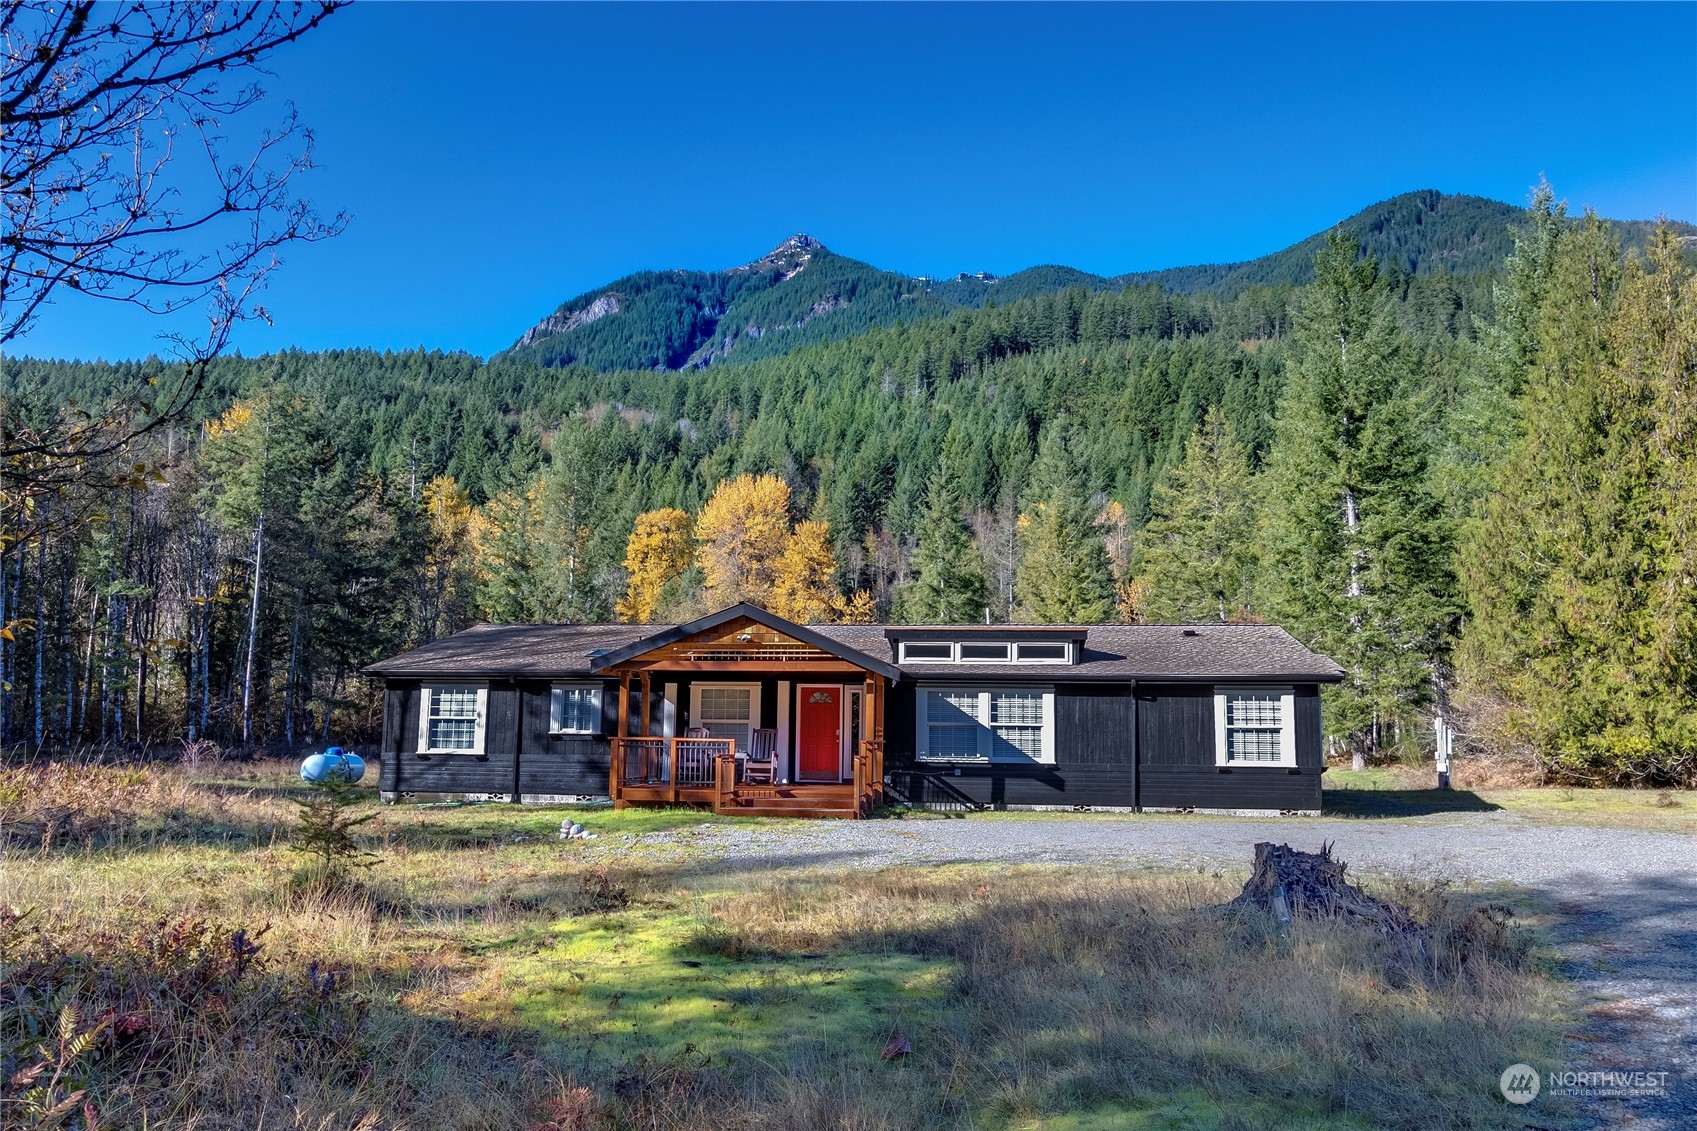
[0, 0, 347, 531]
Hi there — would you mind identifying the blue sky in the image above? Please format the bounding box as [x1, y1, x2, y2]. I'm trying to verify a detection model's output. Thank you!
[14, 1, 1696, 362]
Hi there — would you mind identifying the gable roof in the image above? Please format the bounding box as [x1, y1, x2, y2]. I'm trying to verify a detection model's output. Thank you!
[586, 602, 903, 680]
[362, 622, 653, 679]
[364, 607, 1343, 684]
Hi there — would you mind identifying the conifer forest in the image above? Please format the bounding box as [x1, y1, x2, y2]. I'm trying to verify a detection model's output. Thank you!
[4, 189, 1695, 785]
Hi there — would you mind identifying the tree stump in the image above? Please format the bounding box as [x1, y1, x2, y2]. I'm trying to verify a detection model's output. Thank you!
[1226, 842, 1421, 939]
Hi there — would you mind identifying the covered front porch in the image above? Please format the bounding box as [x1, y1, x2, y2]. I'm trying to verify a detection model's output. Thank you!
[591, 605, 894, 818]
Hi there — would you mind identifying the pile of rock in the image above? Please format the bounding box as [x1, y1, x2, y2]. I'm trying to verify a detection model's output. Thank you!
[559, 818, 597, 841]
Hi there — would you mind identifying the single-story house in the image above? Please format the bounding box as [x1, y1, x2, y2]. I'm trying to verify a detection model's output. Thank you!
[362, 603, 1344, 817]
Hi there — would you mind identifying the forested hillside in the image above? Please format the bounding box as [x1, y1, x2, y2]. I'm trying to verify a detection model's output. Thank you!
[3, 188, 1693, 786]
[500, 236, 951, 371]
[505, 191, 1693, 370]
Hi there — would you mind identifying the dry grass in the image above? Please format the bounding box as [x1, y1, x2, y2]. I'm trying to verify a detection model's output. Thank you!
[0, 756, 1573, 1130]
[1325, 765, 1697, 831]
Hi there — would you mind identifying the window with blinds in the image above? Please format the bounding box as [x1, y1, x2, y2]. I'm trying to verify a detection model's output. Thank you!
[551, 684, 601, 734]
[989, 690, 1045, 760]
[917, 687, 1053, 763]
[696, 685, 756, 753]
[420, 685, 485, 753]
[1215, 689, 1296, 766]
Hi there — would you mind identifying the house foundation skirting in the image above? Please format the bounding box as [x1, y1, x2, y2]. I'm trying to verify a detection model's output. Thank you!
[379, 790, 615, 806]
[1142, 806, 1320, 818]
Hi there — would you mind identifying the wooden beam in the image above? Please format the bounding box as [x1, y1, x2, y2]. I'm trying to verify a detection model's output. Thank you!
[612, 659, 870, 673]
[638, 671, 651, 738]
[617, 672, 631, 739]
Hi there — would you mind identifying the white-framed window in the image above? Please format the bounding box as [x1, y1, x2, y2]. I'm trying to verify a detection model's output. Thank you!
[958, 641, 1011, 662]
[418, 683, 487, 754]
[900, 641, 954, 663]
[916, 686, 1055, 764]
[1214, 688, 1297, 767]
[1014, 641, 1070, 663]
[897, 640, 1073, 664]
[551, 683, 602, 735]
[693, 683, 761, 754]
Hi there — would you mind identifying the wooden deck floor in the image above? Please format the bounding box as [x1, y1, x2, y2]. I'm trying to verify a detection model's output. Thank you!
[616, 780, 864, 818]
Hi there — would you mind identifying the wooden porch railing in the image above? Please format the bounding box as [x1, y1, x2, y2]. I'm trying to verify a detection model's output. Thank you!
[614, 735, 884, 817]
[853, 739, 885, 816]
[612, 736, 737, 799]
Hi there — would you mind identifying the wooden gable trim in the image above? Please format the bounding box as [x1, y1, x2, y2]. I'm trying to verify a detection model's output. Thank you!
[589, 603, 902, 679]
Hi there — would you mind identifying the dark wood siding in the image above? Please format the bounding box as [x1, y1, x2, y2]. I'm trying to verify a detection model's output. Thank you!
[1295, 685, 1322, 770]
[885, 682, 1135, 809]
[1135, 683, 1322, 811]
[379, 682, 419, 792]
[389, 681, 517, 797]
[885, 681, 916, 758]
[1135, 684, 1214, 767]
[1054, 684, 1133, 765]
[517, 679, 617, 797]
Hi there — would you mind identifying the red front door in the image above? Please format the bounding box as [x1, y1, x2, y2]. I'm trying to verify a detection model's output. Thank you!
[797, 686, 841, 781]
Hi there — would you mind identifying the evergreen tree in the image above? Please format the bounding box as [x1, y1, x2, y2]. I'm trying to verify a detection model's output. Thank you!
[1432, 183, 1568, 516]
[471, 480, 547, 622]
[1259, 231, 1456, 754]
[896, 466, 987, 623]
[1135, 407, 1260, 623]
[542, 423, 613, 621]
[1459, 219, 1697, 782]
[1014, 429, 1114, 623]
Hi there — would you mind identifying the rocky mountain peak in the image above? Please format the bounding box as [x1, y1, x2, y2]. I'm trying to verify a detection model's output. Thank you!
[734, 234, 826, 280]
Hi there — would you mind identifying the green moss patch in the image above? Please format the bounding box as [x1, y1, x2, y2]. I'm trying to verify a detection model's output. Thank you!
[1006, 1092, 1373, 1130]
[491, 908, 953, 1067]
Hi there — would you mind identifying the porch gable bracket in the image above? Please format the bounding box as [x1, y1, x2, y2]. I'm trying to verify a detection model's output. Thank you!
[588, 603, 901, 680]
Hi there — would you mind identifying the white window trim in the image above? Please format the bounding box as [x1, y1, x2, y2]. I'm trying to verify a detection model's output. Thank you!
[418, 683, 488, 755]
[898, 640, 1074, 665]
[915, 685, 1055, 765]
[900, 641, 955, 663]
[1013, 641, 1072, 664]
[956, 642, 1013, 663]
[1214, 686, 1297, 768]
[689, 682, 762, 754]
[549, 682, 603, 736]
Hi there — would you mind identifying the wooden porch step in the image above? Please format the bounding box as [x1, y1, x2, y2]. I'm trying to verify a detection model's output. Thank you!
[728, 802, 862, 819]
[722, 787, 866, 818]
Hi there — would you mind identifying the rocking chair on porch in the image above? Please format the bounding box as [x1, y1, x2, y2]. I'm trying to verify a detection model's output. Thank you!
[744, 728, 779, 785]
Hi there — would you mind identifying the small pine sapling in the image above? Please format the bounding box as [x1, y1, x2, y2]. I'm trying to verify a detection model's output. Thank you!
[290, 770, 377, 881]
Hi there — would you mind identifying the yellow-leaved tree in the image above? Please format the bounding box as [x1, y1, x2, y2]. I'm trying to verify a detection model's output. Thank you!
[695, 473, 792, 606]
[617, 507, 695, 623]
[420, 475, 476, 639]
[771, 520, 841, 623]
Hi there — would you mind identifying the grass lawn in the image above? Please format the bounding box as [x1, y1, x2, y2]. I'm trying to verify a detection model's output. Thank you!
[1, 758, 1581, 1130]
[1323, 766, 1697, 832]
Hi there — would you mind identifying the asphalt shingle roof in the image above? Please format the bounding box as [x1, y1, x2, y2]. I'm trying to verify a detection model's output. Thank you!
[365, 621, 1343, 683]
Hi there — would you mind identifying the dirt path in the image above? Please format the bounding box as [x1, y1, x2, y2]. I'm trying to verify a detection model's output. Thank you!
[619, 814, 1696, 1127]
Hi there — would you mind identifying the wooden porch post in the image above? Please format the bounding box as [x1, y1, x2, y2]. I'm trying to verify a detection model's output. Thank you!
[614, 671, 632, 808]
[618, 672, 631, 738]
[870, 676, 884, 801]
[862, 675, 875, 758]
[638, 671, 651, 737]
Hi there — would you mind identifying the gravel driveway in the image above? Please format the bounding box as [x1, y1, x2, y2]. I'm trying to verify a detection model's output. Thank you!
[621, 811, 1696, 1129]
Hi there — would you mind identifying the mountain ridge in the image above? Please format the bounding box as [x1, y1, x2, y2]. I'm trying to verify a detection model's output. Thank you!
[503, 190, 1693, 372]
